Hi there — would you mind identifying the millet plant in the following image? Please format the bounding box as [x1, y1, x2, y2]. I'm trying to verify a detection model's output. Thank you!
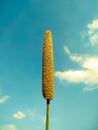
[42, 30, 54, 130]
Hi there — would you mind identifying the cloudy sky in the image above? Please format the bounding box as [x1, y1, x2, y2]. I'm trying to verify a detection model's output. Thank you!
[0, 0, 98, 130]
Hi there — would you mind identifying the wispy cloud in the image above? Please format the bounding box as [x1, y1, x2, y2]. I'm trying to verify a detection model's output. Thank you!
[55, 46, 98, 91]
[0, 96, 10, 104]
[82, 19, 98, 46]
[0, 124, 17, 130]
[64, 46, 71, 55]
[13, 111, 26, 119]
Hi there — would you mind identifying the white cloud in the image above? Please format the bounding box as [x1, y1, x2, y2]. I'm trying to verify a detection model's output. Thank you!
[82, 57, 98, 69]
[55, 70, 87, 83]
[69, 53, 98, 70]
[83, 86, 98, 92]
[64, 46, 71, 55]
[89, 33, 98, 45]
[13, 111, 26, 119]
[55, 69, 98, 85]
[55, 46, 98, 91]
[0, 96, 10, 104]
[87, 19, 98, 45]
[87, 19, 98, 30]
[0, 124, 17, 130]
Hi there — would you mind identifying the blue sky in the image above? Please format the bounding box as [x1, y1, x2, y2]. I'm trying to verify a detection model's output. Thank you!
[0, 0, 98, 130]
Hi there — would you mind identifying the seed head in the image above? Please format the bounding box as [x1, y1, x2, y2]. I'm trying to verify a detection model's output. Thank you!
[42, 30, 54, 100]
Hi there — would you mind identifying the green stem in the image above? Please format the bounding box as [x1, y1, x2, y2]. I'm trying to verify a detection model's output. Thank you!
[46, 99, 50, 130]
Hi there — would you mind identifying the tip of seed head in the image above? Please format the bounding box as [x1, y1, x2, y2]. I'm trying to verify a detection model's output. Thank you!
[45, 30, 51, 35]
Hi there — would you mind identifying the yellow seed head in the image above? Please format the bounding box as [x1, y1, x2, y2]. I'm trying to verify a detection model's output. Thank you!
[42, 30, 54, 100]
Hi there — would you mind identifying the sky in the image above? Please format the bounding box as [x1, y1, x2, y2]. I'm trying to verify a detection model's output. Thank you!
[0, 0, 98, 130]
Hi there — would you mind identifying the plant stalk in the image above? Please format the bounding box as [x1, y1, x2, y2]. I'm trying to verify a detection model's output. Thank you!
[46, 99, 50, 130]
